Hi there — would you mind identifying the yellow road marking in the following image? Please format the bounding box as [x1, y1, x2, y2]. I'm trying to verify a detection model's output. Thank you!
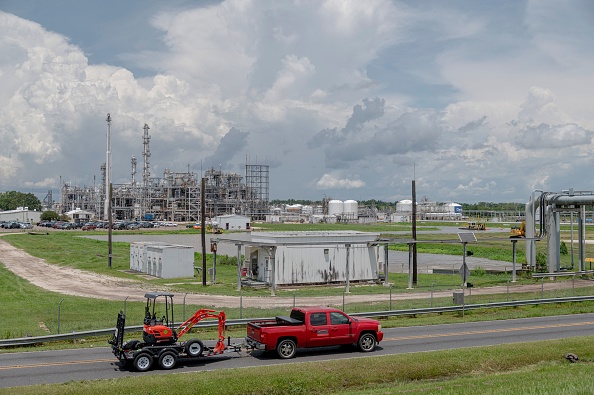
[383, 321, 594, 341]
[0, 358, 115, 371]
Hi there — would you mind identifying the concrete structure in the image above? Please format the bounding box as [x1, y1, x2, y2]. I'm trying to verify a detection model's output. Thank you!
[65, 208, 94, 223]
[130, 241, 194, 278]
[0, 208, 41, 224]
[239, 231, 383, 286]
[215, 214, 251, 231]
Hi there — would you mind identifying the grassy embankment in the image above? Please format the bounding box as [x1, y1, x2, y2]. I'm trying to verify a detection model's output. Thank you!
[1, 336, 592, 394]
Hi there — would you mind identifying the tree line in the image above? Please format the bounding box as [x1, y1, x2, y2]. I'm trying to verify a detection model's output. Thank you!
[0, 191, 42, 211]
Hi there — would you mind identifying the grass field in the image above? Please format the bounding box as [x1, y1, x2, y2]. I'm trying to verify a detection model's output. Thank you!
[2, 224, 594, 393]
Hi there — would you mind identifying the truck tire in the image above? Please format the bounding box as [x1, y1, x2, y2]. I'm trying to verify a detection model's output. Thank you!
[357, 333, 377, 352]
[133, 352, 153, 372]
[184, 339, 204, 357]
[276, 339, 297, 359]
[158, 350, 178, 370]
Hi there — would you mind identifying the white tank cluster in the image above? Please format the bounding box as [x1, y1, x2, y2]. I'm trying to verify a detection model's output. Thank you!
[396, 199, 413, 212]
[328, 199, 359, 218]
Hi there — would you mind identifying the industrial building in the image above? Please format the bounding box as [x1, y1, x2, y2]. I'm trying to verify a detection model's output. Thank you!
[229, 231, 385, 286]
[55, 122, 269, 222]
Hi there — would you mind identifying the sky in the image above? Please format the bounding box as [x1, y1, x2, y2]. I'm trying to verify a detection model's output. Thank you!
[1, 0, 593, 204]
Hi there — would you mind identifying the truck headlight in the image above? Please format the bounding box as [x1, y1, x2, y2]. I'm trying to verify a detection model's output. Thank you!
[378, 324, 382, 331]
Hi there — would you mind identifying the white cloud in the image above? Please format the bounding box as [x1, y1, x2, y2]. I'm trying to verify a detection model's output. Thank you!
[2, 1, 594, 204]
[316, 173, 365, 189]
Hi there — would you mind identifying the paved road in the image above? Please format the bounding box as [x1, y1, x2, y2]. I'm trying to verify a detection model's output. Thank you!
[2, 313, 593, 388]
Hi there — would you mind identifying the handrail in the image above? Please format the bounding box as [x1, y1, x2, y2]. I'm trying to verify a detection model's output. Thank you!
[2, 295, 594, 348]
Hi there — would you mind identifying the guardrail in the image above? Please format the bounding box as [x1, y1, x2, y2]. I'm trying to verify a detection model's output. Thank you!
[2, 295, 594, 348]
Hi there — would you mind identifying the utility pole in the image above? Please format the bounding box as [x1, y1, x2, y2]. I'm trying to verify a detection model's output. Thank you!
[412, 178, 418, 286]
[201, 178, 207, 286]
[105, 114, 113, 268]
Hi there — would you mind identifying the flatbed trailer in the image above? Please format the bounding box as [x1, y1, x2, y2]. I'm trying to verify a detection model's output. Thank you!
[109, 292, 244, 371]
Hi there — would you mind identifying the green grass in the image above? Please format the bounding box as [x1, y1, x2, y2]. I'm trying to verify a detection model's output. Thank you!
[1, 336, 592, 394]
[2, 231, 594, 341]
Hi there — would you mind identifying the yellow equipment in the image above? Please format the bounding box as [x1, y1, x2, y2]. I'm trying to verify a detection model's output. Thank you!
[510, 221, 526, 238]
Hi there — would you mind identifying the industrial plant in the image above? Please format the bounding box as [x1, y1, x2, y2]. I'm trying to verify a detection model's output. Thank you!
[56, 119, 270, 222]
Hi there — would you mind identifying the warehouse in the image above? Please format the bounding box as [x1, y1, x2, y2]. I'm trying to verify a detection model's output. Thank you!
[216, 231, 385, 287]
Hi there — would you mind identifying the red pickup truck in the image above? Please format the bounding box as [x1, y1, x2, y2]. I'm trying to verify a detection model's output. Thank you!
[245, 306, 384, 359]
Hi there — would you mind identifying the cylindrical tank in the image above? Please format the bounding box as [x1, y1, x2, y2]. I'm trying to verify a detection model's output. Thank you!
[446, 203, 462, 214]
[343, 200, 358, 218]
[396, 199, 413, 212]
[287, 204, 303, 213]
[328, 200, 343, 216]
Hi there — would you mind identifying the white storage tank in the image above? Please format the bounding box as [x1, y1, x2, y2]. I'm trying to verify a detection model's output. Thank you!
[446, 202, 462, 215]
[328, 200, 343, 216]
[344, 200, 358, 218]
[396, 199, 413, 212]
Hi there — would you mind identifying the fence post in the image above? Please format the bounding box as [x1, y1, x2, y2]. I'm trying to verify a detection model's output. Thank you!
[123, 296, 129, 316]
[389, 285, 392, 310]
[430, 283, 434, 307]
[183, 293, 188, 321]
[57, 299, 64, 334]
[293, 291, 296, 308]
[240, 290, 243, 319]
[342, 292, 345, 312]
[507, 279, 510, 302]
[541, 277, 545, 299]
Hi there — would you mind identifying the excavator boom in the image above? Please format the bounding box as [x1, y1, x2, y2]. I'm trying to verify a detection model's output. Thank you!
[177, 309, 227, 354]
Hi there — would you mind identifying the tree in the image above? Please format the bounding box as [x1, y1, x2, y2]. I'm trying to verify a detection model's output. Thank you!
[0, 191, 42, 211]
[40, 210, 60, 221]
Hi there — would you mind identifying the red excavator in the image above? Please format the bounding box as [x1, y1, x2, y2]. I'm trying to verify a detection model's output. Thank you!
[109, 292, 240, 371]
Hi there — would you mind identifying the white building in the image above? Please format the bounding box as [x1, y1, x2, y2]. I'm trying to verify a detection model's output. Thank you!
[0, 207, 41, 224]
[214, 214, 251, 230]
[238, 231, 383, 286]
[130, 242, 194, 278]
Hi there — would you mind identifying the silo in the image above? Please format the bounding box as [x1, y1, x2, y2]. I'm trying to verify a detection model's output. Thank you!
[328, 200, 344, 216]
[396, 199, 413, 212]
[344, 200, 358, 218]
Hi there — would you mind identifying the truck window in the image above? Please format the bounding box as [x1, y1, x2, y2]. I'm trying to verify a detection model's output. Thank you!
[330, 312, 350, 325]
[290, 310, 305, 323]
[310, 313, 327, 326]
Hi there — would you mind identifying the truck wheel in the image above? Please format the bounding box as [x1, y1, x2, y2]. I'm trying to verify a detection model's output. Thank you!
[358, 333, 376, 352]
[158, 350, 177, 370]
[133, 352, 153, 372]
[184, 339, 204, 357]
[276, 339, 297, 359]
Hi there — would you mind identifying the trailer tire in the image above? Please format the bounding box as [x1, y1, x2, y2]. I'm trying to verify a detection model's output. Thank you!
[158, 350, 177, 370]
[133, 352, 153, 372]
[185, 339, 204, 357]
[357, 333, 376, 352]
[276, 339, 297, 359]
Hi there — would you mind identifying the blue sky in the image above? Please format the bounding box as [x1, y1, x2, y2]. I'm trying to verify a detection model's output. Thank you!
[1, 0, 593, 203]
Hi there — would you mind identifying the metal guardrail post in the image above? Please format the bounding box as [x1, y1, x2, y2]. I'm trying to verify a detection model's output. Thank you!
[240, 290, 243, 319]
[430, 283, 434, 307]
[183, 293, 188, 321]
[123, 296, 129, 316]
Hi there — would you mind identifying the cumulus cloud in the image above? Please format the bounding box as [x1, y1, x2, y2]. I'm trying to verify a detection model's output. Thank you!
[2, 0, 594, 203]
[203, 127, 249, 169]
[315, 173, 365, 189]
